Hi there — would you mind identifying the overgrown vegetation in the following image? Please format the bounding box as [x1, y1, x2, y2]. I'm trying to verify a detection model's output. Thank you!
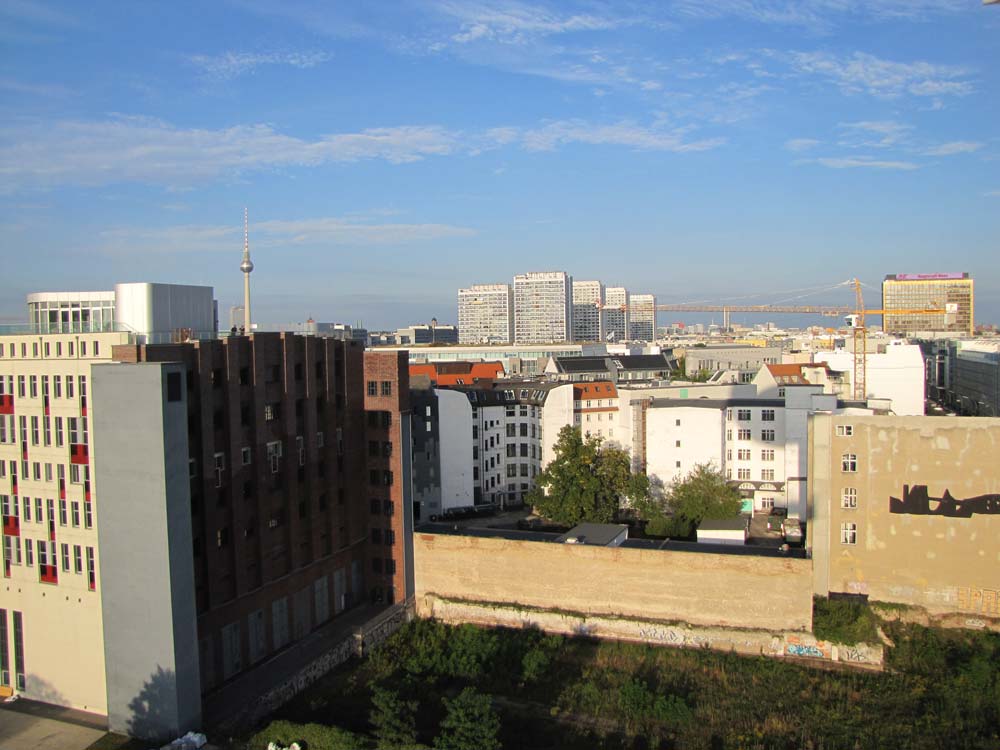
[813, 596, 880, 644]
[635, 462, 743, 538]
[243, 617, 1000, 750]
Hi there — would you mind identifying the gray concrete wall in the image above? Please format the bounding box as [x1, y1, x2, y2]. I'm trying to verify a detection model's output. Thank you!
[93, 362, 201, 742]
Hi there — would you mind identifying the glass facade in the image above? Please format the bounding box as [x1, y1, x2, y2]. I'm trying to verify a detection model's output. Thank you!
[882, 275, 973, 336]
[28, 293, 116, 334]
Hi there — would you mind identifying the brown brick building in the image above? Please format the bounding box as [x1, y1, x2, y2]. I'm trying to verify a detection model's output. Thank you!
[112, 334, 412, 691]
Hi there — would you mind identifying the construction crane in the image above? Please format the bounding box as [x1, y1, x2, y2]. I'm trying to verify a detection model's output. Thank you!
[601, 279, 950, 400]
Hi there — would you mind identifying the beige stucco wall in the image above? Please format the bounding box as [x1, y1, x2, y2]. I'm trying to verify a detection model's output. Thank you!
[810, 415, 1000, 619]
[414, 532, 813, 632]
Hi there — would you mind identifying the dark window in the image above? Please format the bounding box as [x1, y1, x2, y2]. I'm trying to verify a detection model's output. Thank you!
[368, 440, 380, 457]
[371, 528, 382, 544]
[372, 558, 383, 573]
[294, 363, 303, 381]
[369, 470, 381, 485]
[212, 369, 223, 388]
[166, 372, 182, 402]
[298, 501, 307, 519]
[382, 442, 392, 457]
[338, 489, 344, 505]
[239, 367, 250, 385]
[319, 493, 328, 511]
[240, 403, 251, 426]
[383, 500, 394, 516]
[520, 443, 528, 457]
[383, 470, 393, 486]
[520, 423, 528, 437]
[381, 412, 391, 428]
[386, 559, 396, 575]
[213, 409, 224, 429]
[385, 529, 395, 546]
[367, 381, 378, 396]
[295, 399, 304, 418]
[367, 412, 379, 428]
[381, 381, 392, 396]
[370, 498, 381, 515]
[315, 362, 324, 379]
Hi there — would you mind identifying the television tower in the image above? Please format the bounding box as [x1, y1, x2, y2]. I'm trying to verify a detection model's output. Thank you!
[240, 208, 254, 333]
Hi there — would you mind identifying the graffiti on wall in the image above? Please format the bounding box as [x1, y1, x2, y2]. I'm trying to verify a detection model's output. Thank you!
[890, 485, 1000, 518]
[957, 587, 999, 616]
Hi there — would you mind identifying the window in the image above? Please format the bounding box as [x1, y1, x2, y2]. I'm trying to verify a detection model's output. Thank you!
[761, 409, 775, 422]
[842, 488, 858, 508]
[737, 409, 751, 421]
[264, 403, 278, 421]
[381, 381, 392, 396]
[61, 543, 70, 572]
[214, 453, 225, 488]
[836, 425, 854, 437]
[241, 447, 252, 466]
[55, 417, 63, 446]
[84, 502, 92, 529]
[840, 522, 857, 545]
[59, 499, 67, 525]
[25, 539, 33, 566]
[737, 429, 751, 441]
[367, 381, 377, 396]
[54, 376, 61, 398]
[297, 435, 305, 466]
[726, 449, 732, 461]
[317, 431, 324, 448]
[737, 468, 751, 480]
[73, 545, 82, 573]
[675, 419, 681, 426]
[841, 453, 857, 473]
[761, 469, 775, 481]
[725, 409, 733, 422]
[29, 376, 38, 399]
[86, 547, 95, 590]
[761, 429, 775, 442]
[267, 441, 283, 473]
[778, 387, 786, 397]
[736, 449, 749, 460]
[71, 501, 80, 527]
[762, 449, 775, 461]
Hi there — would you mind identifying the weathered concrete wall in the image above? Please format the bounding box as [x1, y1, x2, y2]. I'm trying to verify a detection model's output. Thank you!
[421, 595, 882, 669]
[414, 532, 813, 632]
[810, 415, 1000, 620]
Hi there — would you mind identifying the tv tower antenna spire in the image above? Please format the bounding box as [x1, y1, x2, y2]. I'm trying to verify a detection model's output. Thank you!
[240, 207, 254, 334]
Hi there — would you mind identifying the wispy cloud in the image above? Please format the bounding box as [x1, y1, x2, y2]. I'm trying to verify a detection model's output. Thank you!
[0, 115, 724, 191]
[188, 50, 332, 81]
[0, 77, 74, 97]
[922, 141, 983, 156]
[434, 0, 633, 45]
[671, 1, 964, 30]
[96, 216, 475, 255]
[0, 117, 463, 190]
[785, 51, 973, 99]
[0, 0, 79, 27]
[785, 138, 820, 152]
[520, 119, 724, 152]
[985, 190, 1000, 198]
[838, 120, 912, 148]
[809, 156, 920, 170]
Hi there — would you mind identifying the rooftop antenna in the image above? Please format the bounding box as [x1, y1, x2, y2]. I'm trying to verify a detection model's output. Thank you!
[240, 207, 254, 334]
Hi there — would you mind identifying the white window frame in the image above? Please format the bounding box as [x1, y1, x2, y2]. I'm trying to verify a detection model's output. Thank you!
[840, 522, 858, 545]
[841, 488, 858, 509]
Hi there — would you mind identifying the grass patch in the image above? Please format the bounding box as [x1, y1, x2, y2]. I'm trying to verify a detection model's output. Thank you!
[813, 596, 880, 644]
[248, 720, 366, 750]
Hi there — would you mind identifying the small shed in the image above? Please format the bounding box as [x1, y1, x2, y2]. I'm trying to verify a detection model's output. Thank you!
[696, 517, 747, 546]
[555, 523, 629, 547]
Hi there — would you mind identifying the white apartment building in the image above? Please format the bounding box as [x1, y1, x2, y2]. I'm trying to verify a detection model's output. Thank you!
[514, 272, 572, 344]
[457, 284, 513, 345]
[629, 293, 656, 341]
[814, 342, 925, 415]
[605, 287, 629, 343]
[0, 330, 133, 714]
[571, 281, 604, 343]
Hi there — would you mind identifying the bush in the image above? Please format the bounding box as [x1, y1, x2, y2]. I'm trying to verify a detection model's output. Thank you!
[434, 687, 501, 750]
[249, 720, 365, 750]
[813, 596, 879, 644]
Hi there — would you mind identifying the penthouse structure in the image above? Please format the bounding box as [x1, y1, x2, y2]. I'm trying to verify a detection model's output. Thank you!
[457, 285, 513, 345]
[513, 272, 572, 344]
[571, 281, 604, 342]
[882, 273, 973, 337]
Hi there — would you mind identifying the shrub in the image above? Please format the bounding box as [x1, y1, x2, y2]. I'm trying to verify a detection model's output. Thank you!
[249, 720, 365, 750]
[812, 596, 879, 644]
[433, 687, 501, 750]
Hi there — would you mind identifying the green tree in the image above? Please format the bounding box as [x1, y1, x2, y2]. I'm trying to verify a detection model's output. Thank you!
[434, 687, 501, 750]
[370, 684, 420, 749]
[663, 463, 743, 538]
[527, 426, 649, 525]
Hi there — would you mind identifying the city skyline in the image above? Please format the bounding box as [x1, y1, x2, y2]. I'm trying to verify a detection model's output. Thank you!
[1, 1, 998, 327]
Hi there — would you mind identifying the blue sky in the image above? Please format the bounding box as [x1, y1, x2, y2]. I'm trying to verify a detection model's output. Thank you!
[2, 0, 998, 329]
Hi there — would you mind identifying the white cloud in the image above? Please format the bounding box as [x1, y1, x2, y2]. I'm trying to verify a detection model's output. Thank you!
[671, 1, 964, 30]
[520, 119, 725, 153]
[0, 117, 463, 190]
[0, 115, 724, 191]
[786, 51, 973, 99]
[785, 138, 820, 152]
[96, 216, 475, 255]
[188, 50, 332, 81]
[811, 156, 919, 170]
[985, 190, 1000, 198]
[434, 0, 631, 45]
[838, 120, 912, 148]
[922, 141, 983, 156]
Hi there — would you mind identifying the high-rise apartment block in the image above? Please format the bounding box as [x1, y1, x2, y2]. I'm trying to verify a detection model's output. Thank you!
[571, 281, 604, 342]
[882, 273, 973, 336]
[629, 293, 656, 341]
[514, 272, 572, 344]
[604, 287, 629, 342]
[457, 285, 513, 344]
